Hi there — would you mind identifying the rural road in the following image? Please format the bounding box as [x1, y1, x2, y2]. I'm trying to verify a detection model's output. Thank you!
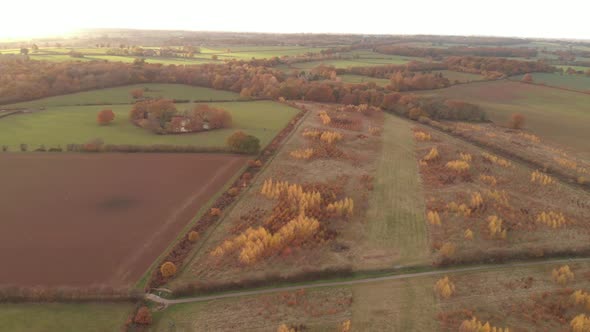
[146, 256, 590, 306]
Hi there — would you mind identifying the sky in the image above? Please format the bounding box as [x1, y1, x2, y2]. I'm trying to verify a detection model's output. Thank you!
[1, 0, 588, 40]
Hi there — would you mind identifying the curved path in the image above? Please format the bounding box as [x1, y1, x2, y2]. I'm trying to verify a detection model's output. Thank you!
[146, 256, 590, 305]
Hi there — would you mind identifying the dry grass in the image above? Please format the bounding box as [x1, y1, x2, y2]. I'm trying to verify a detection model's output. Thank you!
[172, 102, 388, 287]
[414, 126, 590, 265]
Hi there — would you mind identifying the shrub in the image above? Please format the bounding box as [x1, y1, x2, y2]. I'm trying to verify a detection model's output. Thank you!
[552, 265, 574, 285]
[83, 138, 104, 152]
[464, 229, 474, 240]
[571, 314, 590, 332]
[522, 73, 533, 83]
[434, 276, 455, 299]
[439, 242, 456, 258]
[531, 170, 554, 185]
[1, 145, 7, 152]
[160, 262, 177, 278]
[228, 187, 240, 196]
[226, 131, 260, 154]
[427, 211, 441, 225]
[408, 107, 423, 120]
[20, 144, 28, 152]
[445, 160, 470, 172]
[460, 317, 510, 332]
[487, 215, 507, 239]
[188, 231, 200, 242]
[413, 131, 431, 141]
[130, 89, 144, 99]
[536, 211, 566, 228]
[210, 208, 221, 216]
[133, 306, 152, 325]
[509, 113, 525, 129]
[290, 148, 314, 160]
[97, 109, 115, 125]
[422, 147, 439, 163]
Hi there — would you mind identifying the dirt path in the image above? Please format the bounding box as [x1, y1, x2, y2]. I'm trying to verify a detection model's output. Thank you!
[146, 256, 590, 305]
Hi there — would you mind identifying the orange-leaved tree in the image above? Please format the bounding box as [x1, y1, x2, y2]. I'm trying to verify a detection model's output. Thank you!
[97, 109, 115, 125]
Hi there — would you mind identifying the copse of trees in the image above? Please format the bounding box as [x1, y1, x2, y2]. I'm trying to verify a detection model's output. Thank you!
[130, 99, 232, 134]
[227, 131, 260, 154]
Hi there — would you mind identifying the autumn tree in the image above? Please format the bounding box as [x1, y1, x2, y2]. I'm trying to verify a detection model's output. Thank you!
[434, 276, 456, 298]
[160, 261, 177, 278]
[227, 131, 260, 154]
[509, 113, 525, 129]
[97, 109, 115, 125]
[522, 73, 533, 83]
[130, 89, 144, 99]
[134, 306, 152, 325]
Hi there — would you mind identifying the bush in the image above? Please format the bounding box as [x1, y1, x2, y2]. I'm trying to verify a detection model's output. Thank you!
[188, 231, 200, 242]
[210, 208, 221, 216]
[509, 113, 525, 129]
[20, 144, 28, 152]
[130, 89, 144, 99]
[97, 109, 115, 125]
[133, 306, 152, 325]
[160, 262, 177, 278]
[226, 131, 260, 154]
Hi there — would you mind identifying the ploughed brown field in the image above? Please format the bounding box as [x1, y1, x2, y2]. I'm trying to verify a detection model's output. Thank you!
[0, 153, 247, 287]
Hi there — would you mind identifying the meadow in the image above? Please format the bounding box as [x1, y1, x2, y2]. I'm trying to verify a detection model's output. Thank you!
[417, 80, 590, 155]
[0, 85, 299, 150]
[0, 303, 134, 332]
[513, 72, 590, 92]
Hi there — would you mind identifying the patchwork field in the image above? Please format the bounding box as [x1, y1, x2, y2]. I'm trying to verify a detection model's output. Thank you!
[0, 303, 134, 332]
[0, 153, 247, 286]
[0, 84, 300, 151]
[417, 80, 590, 156]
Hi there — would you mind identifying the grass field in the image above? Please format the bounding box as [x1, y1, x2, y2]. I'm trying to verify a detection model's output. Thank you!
[351, 277, 437, 331]
[417, 80, 590, 155]
[0, 84, 299, 150]
[0, 101, 299, 150]
[363, 114, 430, 266]
[152, 287, 352, 331]
[0, 303, 133, 332]
[3, 84, 240, 109]
[513, 72, 590, 92]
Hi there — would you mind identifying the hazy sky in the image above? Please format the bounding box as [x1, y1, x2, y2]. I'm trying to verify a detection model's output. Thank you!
[1, 0, 588, 40]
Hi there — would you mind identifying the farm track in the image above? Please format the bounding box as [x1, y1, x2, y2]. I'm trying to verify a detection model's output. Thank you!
[146, 256, 590, 305]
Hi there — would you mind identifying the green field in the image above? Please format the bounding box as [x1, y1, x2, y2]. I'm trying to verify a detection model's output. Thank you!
[0, 84, 299, 150]
[513, 72, 590, 92]
[417, 80, 590, 155]
[364, 114, 430, 265]
[0, 303, 133, 332]
[3, 84, 240, 108]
